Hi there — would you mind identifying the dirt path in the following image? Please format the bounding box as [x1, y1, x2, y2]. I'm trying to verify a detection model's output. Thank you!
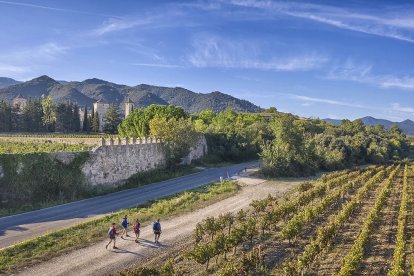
[405, 169, 414, 273]
[357, 173, 402, 275]
[309, 175, 387, 275]
[14, 172, 304, 276]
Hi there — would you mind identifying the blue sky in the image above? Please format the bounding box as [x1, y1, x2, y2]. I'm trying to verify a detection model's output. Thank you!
[1, 0, 414, 121]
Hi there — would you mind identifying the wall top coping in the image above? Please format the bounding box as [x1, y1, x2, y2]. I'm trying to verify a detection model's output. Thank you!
[98, 137, 161, 146]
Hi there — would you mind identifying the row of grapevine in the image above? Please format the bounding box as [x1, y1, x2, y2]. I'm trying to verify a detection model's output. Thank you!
[0, 133, 118, 138]
[188, 168, 373, 271]
[280, 168, 377, 243]
[337, 165, 401, 276]
[280, 166, 396, 274]
[273, 169, 367, 224]
[388, 164, 409, 276]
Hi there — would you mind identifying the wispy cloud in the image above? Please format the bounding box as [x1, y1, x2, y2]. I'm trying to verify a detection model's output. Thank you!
[0, 0, 117, 17]
[94, 18, 154, 35]
[287, 93, 370, 109]
[228, 0, 414, 44]
[131, 63, 183, 68]
[0, 42, 67, 78]
[189, 35, 328, 71]
[1, 42, 67, 63]
[327, 59, 414, 90]
[391, 103, 414, 114]
[0, 63, 28, 75]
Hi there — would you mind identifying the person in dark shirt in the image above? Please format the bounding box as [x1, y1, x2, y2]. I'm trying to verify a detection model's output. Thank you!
[153, 218, 162, 244]
[105, 222, 118, 249]
[121, 215, 130, 239]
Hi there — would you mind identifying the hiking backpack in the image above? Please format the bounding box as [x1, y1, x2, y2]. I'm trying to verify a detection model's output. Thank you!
[108, 227, 114, 236]
[153, 222, 160, 231]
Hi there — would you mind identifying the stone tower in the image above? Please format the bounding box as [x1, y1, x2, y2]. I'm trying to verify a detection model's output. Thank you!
[93, 99, 110, 132]
[124, 97, 134, 119]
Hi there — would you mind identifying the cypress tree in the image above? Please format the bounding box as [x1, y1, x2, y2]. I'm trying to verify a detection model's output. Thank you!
[73, 104, 80, 132]
[103, 105, 121, 134]
[82, 106, 89, 132]
[92, 111, 100, 132]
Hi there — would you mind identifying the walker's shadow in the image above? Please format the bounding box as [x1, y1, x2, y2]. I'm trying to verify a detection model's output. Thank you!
[138, 239, 169, 249]
[7, 226, 27, 232]
[111, 248, 144, 256]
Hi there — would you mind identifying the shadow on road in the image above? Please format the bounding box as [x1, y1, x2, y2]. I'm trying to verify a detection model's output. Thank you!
[111, 248, 144, 256]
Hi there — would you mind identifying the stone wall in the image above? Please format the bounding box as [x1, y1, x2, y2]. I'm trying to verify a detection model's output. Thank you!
[181, 135, 208, 165]
[80, 135, 207, 186]
[82, 142, 165, 185]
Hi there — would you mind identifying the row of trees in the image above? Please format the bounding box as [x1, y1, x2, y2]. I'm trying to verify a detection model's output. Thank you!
[260, 114, 410, 176]
[117, 105, 410, 175]
[0, 97, 121, 134]
[1, 98, 409, 175]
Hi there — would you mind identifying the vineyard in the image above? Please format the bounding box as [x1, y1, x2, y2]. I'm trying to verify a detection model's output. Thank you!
[122, 163, 414, 275]
[0, 140, 91, 153]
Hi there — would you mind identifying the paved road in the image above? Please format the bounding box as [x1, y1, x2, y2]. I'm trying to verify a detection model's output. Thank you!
[0, 161, 257, 249]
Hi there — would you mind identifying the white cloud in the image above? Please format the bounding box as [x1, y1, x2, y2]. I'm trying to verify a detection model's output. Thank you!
[94, 18, 154, 35]
[0, 42, 67, 63]
[228, 0, 414, 44]
[288, 93, 369, 109]
[131, 63, 183, 68]
[391, 103, 414, 113]
[0, 42, 67, 78]
[0, 0, 117, 17]
[326, 59, 414, 90]
[0, 63, 28, 74]
[189, 35, 328, 71]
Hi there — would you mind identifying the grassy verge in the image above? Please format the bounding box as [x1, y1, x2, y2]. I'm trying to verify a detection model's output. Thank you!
[0, 165, 200, 217]
[113, 166, 200, 192]
[0, 180, 239, 272]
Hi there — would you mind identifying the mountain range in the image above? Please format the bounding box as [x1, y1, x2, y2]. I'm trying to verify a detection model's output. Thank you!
[0, 75, 262, 113]
[324, 116, 414, 136]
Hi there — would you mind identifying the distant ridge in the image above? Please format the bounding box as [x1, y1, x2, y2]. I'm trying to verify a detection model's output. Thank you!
[0, 75, 262, 113]
[323, 116, 414, 136]
[0, 77, 21, 89]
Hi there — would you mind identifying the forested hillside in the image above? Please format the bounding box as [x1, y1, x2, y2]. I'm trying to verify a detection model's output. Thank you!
[0, 76, 262, 113]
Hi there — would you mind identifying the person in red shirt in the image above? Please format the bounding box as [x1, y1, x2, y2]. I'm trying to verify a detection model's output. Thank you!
[133, 219, 141, 243]
[105, 222, 118, 249]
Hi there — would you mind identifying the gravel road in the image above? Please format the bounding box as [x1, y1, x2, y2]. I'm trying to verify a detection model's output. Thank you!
[16, 173, 303, 276]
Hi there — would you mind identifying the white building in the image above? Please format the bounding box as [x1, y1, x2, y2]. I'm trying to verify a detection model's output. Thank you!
[125, 97, 134, 119]
[91, 98, 134, 132]
[93, 99, 110, 132]
[12, 94, 27, 111]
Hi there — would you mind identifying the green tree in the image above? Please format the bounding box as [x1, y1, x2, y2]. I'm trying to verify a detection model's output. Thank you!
[91, 111, 100, 133]
[118, 104, 188, 137]
[149, 116, 199, 167]
[82, 106, 89, 132]
[103, 105, 121, 134]
[73, 104, 80, 132]
[22, 98, 44, 132]
[41, 96, 56, 132]
[0, 101, 12, 132]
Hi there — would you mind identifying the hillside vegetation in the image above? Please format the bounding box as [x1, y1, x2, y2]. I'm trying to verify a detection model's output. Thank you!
[0, 75, 262, 113]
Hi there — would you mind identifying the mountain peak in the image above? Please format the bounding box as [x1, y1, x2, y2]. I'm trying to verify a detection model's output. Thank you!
[28, 75, 58, 84]
[82, 78, 108, 85]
